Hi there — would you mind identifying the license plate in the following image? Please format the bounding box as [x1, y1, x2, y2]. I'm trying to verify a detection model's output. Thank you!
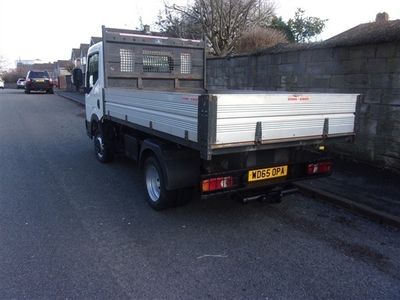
[36, 79, 44, 82]
[248, 165, 288, 182]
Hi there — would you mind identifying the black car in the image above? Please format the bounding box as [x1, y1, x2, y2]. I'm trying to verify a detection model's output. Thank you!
[25, 70, 54, 94]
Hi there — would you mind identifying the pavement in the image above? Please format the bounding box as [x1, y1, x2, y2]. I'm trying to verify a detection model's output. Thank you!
[56, 90, 85, 105]
[57, 89, 400, 228]
[295, 158, 400, 227]
[1, 88, 400, 298]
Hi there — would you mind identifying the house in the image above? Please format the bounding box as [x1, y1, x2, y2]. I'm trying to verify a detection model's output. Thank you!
[54, 60, 72, 76]
[79, 43, 90, 72]
[324, 12, 400, 47]
[90, 36, 102, 46]
[54, 60, 73, 89]
[71, 48, 80, 65]
[16, 61, 55, 78]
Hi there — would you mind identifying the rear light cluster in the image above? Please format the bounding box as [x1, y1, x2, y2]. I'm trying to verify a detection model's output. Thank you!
[306, 161, 332, 175]
[202, 176, 235, 192]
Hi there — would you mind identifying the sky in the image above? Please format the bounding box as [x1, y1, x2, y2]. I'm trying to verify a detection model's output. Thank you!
[0, 0, 399, 68]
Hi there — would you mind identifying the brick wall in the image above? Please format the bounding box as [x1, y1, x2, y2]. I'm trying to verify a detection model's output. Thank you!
[206, 42, 400, 170]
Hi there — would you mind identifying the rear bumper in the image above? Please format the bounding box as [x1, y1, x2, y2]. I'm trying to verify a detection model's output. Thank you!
[26, 82, 53, 91]
[200, 160, 332, 199]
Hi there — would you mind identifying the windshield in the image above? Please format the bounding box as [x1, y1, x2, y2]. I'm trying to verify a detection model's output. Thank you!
[29, 71, 49, 78]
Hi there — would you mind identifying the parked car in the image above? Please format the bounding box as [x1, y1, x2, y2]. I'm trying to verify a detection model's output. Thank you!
[17, 78, 26, 89]
[0, 79, 4, 89]
[25, 70, 54, 94]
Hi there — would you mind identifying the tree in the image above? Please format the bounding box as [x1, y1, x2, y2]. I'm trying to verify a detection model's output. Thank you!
[65, 63, 75, 73]
[236, 27, 288, 53]
[157, 0, 275, 56]
[288, 8, 327, 42]
[272, 8, 327, 43]
[270, 16, 294, 42]
[157, 5, 202, 39]
[0, 55, 8, 76]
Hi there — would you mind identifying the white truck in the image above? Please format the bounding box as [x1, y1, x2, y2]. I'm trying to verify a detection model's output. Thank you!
[84, 26, 359, 210]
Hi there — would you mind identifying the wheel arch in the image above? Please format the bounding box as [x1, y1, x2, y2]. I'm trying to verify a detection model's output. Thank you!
[88, 114, 100, 138]
[139, 139, 200, 190]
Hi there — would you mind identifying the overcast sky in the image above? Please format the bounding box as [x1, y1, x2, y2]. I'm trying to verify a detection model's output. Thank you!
[0, 0, 399, 67]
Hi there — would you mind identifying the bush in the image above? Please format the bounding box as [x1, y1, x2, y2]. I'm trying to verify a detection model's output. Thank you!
[236, 27, 288, 54]
[2, 70, 23, 83]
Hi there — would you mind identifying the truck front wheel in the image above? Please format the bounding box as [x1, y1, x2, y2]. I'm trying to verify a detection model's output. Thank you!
[144, 156, 177, 210]
[94, 130, 114, 163]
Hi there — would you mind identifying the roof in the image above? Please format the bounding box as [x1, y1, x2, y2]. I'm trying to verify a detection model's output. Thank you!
[80, 43, 90, 56]
[90, 36, 102, 46]
[30, 63, 55, 71]
[71, 48, 80, 60]
[57, 60, 72, 68]
[244, 18, 400, 56]
[324, 19, 400, 47]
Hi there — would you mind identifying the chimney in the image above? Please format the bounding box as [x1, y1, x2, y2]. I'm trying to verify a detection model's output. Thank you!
[375, 12, 389, 23]
[143, 24, 151, 34]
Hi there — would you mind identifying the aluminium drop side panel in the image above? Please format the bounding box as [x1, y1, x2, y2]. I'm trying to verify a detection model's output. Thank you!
[213, 93, 358, 145]
[104, 88, 200, 142]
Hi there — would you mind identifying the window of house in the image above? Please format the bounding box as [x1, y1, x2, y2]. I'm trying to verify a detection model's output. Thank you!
[142, 50, 174, 73]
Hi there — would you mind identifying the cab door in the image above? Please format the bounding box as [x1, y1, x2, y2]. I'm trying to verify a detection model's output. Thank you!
[85, 51, 103, 122]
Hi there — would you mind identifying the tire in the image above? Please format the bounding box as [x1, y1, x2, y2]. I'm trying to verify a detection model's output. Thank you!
[93, 129, 114, 163]
[47, 88, 54, 94]
[143, 156, 179, 210]
[25, 89, 30, 94]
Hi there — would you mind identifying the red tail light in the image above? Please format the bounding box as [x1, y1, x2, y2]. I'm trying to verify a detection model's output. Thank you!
[306, 162, 332, 175]
[202, 176, 234, 192]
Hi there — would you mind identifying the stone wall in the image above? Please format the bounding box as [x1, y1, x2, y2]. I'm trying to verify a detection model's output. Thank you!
[206, 42, 400, 170]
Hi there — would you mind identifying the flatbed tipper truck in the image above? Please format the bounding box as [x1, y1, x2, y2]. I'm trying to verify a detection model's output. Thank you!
[84, 26, 359, 210]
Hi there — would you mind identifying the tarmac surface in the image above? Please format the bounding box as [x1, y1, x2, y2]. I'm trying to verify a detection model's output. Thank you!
[1, 88, 400, 299]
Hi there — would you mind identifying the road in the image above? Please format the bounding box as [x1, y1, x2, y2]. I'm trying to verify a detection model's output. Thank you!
[0, 89, 399, 299]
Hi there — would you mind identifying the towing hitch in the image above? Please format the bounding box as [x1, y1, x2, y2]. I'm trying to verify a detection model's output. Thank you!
[241, 187, 298, 204]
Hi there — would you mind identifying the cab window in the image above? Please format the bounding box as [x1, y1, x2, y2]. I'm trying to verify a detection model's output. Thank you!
[87, 53, 99, 87]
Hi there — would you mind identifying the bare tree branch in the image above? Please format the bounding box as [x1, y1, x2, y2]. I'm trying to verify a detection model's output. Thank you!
[157, 0, 275, 56]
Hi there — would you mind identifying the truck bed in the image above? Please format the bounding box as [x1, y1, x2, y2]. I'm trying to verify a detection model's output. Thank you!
[104, 88, 358, 158]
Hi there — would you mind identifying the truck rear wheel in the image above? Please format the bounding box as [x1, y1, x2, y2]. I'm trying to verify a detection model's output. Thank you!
[143, 156, 177, 210]
[94, 130, 114, 163]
